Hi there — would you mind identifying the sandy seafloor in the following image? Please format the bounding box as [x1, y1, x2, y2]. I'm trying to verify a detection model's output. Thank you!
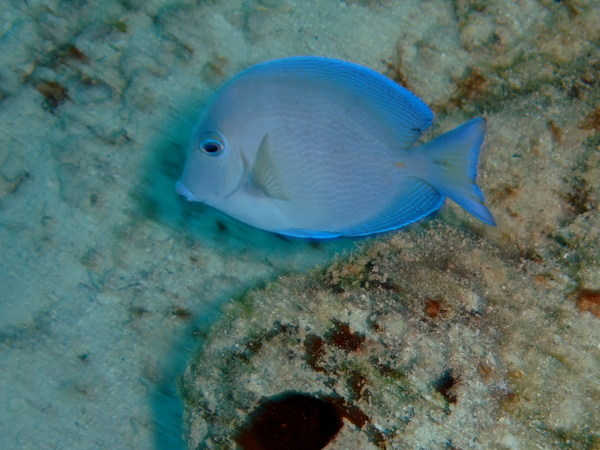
[1, 0, 599, 449]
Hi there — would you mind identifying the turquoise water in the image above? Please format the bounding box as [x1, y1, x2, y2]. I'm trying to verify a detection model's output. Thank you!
[1, 0, 599, 449]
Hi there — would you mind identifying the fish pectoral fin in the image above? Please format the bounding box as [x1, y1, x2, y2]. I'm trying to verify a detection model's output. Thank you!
[249, 133, 291, 200]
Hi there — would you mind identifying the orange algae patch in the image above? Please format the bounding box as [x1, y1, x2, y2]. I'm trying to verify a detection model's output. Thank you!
[577, 289, 600, 318]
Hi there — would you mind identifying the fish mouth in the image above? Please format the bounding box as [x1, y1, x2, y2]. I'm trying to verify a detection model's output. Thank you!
[175, 179, 197, 202]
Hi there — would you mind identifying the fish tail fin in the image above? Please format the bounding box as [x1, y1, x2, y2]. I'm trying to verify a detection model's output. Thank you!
[410, 117, 496, 225]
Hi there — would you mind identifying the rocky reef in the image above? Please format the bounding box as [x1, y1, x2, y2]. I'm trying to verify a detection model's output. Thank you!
[183, 223, 600, 449]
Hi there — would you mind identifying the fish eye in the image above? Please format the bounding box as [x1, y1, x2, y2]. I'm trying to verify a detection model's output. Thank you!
[202, 140, 222, 155]
[196, 132, 225, 157]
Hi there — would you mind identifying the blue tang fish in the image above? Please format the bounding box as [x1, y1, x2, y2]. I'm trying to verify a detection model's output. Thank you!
[176, 56, 496, 238]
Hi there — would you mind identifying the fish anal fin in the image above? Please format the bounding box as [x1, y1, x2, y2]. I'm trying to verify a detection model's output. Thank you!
[249, 134, 291, 201]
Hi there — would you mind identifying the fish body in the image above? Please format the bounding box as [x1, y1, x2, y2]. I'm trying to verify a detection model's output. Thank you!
[176, 56, 495, 238]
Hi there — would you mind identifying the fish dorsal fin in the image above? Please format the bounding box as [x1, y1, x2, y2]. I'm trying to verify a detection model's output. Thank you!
[239, 57, 434, 148]
[249, 134, 290, 200]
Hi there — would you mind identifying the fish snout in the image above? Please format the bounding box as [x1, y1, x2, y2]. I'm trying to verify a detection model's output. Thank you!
[175, 179, 197, 202]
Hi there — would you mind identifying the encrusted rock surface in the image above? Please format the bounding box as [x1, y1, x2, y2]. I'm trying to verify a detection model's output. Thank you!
[183, 223, 600, 449]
